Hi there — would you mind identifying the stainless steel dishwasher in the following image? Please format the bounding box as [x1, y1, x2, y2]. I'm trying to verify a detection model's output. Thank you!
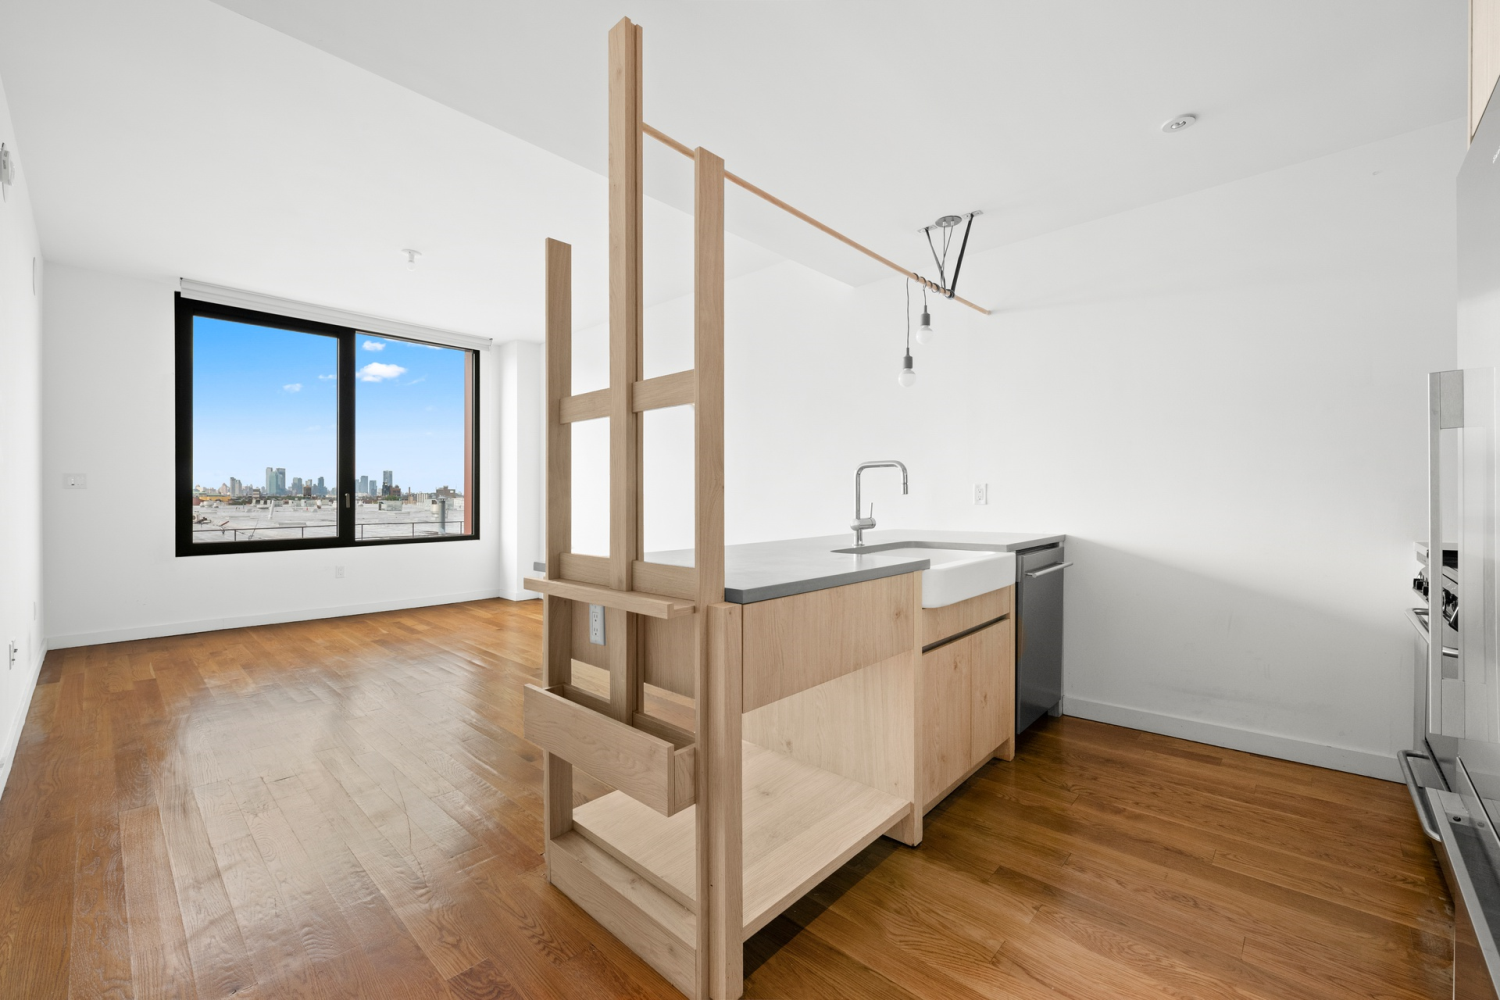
[1016, 544, 1070, 735]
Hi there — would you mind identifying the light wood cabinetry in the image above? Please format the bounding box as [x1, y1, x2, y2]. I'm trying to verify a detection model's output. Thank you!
[969, 616, 1015, 765]
[921, 629, 974, 802]
[918, 595, 1016, 812]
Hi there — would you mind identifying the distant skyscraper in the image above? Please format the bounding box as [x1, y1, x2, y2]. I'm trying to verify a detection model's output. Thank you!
[276, 468, 287, 495]
[316, 476, 326, 497]
[265, 467, 274, 495]
[290, 477, 303, 496]
[382, 470, 393, 495]
[358, 475, 368, 496]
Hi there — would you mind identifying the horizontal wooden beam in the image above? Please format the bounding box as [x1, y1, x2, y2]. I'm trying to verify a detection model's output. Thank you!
[643, 122, 990, 316]
[558, 552, 611, 587]
[560, 388, 609, 424]
[632, 560, 697, 601]
[524, 576, 698, 620]
[632, 370, 695, 412]
[561, 372, 696, 425]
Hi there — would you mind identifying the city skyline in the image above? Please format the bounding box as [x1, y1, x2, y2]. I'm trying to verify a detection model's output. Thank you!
[195, 467, 464, 497]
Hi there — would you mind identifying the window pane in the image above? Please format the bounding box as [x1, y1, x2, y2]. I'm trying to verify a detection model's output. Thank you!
[191, 317, 339, 544]
[353, 336, 473, 541]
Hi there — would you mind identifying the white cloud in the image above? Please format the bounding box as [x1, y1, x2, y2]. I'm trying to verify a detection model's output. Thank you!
[406, 377, 426, 385]
[362, 340, 385, 351]
[357, 362, 407, 382]
[317, 373, 336, 380]
[283, 383, 302, 392]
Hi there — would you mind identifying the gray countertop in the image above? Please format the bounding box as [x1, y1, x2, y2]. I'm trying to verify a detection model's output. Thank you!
[533, 528, 1064, 604]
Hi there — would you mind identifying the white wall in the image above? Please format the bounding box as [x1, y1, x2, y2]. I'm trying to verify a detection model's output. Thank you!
[574, 119, 1463, 780]
[0, 73, 44, 796]
[42, 264, 518, 647]
[497, 340, 543, 599]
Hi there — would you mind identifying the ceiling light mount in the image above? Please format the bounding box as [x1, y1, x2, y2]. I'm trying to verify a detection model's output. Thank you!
[919, 209, 982, 301]
[402, 248, 423, 271]
[1161, 114, 1197, 133]
[0, 144, 13, 201]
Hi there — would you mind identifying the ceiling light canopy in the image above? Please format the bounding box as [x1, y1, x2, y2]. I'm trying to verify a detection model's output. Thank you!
[1161, 114, 1197, 133]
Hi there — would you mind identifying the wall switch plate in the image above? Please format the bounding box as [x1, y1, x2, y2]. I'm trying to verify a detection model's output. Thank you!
[973, 483, 988, 505]
[588, 604, 606, 645]
[334, 566, 345, 579]
[62, 473, 87, 489]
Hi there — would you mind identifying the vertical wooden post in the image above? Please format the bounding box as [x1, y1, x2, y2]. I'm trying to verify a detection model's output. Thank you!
[608, 17, 643, 724]
[543, 238, 575, 847]
[692, 145, 738, 999]
[694, 147, 726, 615]
[893, 572, 924, 846]
[704, 604, 742, 999]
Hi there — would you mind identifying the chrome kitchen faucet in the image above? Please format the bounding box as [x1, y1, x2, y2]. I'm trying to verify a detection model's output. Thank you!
[851, 460, 908, 546]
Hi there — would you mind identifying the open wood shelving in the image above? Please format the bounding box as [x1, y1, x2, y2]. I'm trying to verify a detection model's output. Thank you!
[572, 742, 910, 939]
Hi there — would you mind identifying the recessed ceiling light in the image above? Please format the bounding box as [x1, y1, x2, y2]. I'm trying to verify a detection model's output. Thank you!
[1161, 114, 1197, 133]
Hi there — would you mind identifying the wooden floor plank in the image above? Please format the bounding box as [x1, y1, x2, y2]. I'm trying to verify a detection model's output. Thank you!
[0, 598, 1455, 999]
[120, 805, 199, 1000]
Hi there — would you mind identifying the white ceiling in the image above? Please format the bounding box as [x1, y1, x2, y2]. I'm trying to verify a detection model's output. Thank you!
[0, 0, 779, 338]
[208, 0, 1468, 283]
[0, 1, 1468, 338]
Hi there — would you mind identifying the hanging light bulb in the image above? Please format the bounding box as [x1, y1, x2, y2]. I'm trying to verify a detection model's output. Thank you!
[898, 350, 916, 387]
[402, 248, 422, 271]
[914, 285, 933, 345]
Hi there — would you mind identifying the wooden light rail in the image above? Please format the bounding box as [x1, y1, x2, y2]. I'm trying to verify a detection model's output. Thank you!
[642, 122, 991, 316]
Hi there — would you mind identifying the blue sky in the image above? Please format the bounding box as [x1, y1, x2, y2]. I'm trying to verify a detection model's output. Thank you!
[193, 318, 469, 493]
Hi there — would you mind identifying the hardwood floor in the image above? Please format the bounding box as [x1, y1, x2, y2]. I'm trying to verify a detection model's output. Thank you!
[0, 598, 1452, 999]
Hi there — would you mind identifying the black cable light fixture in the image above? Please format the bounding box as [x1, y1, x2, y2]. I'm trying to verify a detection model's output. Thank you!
[898, 211, 981, 387]
[898, 279, 916, 387]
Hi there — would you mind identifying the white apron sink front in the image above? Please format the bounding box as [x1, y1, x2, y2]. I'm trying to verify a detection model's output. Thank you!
[832, 544, 1017, 608]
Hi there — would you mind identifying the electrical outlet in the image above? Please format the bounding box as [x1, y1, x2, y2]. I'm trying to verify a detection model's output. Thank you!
[588, 604, 606, 645]
[62, 473, 87, 489]
[973, 483, 988, 505]
[334, 565, 345, 579]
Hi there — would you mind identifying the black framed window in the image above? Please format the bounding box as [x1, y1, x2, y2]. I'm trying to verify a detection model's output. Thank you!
[175, 294, 479, 556]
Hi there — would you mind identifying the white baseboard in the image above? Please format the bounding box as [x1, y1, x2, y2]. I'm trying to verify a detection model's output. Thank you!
[0, 643, 49, 805]
[498, 589, 541, 602]
[1063, 696, 1400, 783]
[47, 589, 515, 650]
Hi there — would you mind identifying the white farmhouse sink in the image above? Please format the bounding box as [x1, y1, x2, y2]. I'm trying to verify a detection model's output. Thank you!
[833, 544, 1016, 608]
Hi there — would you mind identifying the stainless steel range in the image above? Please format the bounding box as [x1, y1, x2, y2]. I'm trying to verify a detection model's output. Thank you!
[1406, 369, 1500, 997]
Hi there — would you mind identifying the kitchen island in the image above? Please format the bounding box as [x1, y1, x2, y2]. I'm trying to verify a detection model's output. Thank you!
[525, 528, 1062, 995]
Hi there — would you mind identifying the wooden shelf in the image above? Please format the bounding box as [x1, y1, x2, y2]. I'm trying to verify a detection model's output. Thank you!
[523, 576, 697, 619]
[548, 830, 697, 996]
[571, 742, 910, 940]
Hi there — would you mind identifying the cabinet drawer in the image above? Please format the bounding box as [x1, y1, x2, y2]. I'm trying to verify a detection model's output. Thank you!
[922, 586, 1011, 648]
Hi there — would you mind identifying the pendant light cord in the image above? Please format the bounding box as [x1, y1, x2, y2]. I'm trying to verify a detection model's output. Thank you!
[905, 278, 911, 351]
